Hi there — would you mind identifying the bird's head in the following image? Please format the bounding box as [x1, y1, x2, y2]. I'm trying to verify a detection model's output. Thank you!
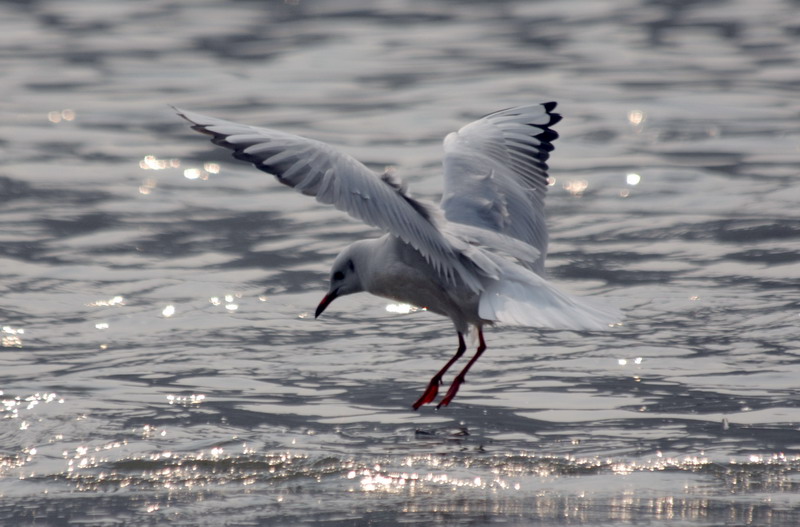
[315, 245, 366, 318]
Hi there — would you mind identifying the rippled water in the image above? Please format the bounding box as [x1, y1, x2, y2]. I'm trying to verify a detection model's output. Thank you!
[2, 0, 800, 525]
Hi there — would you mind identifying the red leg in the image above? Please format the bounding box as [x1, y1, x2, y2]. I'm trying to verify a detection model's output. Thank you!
[437, 328, 487, 408]
[412, 332, 466, 410]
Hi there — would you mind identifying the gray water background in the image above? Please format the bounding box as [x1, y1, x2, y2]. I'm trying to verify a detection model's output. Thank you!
[2, 0, 800, 525]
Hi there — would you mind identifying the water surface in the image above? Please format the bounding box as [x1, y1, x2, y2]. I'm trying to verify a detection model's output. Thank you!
[2, 0, 800, 525]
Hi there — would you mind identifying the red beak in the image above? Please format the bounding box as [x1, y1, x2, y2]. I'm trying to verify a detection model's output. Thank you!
[315, 289, 338, 319]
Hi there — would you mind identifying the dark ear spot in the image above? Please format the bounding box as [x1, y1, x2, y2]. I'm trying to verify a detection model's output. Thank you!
[347, 260, 355, 271]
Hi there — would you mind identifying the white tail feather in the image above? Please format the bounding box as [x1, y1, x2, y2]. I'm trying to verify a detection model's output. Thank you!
[478, 263, 621, 331]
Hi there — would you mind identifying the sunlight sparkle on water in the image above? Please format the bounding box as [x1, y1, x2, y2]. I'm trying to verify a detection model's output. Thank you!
[49, 447, 800, 507]
[385, 303, 423, 314]
[618, 357, 643, 366]
[2, 326, 25, 348]
[563, 179, 588, 197]
[47, 109, 76, 123]
[225, 294, 240, 311]
[162, 305, 176, 317]
[210, 294, 241, 311]
[350, 458, 522, 495]
[167, 394, 206, 406]
[139, 155, 180, 171]
[89, 295, 125, 307]
[183, 168, 205, 180]
[183, 164, 217, 180]
[627, 109, 646, 126]
[139, 177, 157, 195]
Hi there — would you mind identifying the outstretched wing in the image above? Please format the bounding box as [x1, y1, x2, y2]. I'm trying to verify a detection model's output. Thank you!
[175, 108, 483, 290]
[440, 102, 561, 276]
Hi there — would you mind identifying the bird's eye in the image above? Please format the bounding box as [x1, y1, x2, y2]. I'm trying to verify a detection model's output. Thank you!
[332, 271, 345, 281]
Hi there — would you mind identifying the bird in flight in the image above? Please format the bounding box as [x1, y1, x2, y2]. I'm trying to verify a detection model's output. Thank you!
[175, 102, 621, 409]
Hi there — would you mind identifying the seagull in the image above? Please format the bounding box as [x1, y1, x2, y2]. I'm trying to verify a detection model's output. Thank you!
[175, 102, 621, 409]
